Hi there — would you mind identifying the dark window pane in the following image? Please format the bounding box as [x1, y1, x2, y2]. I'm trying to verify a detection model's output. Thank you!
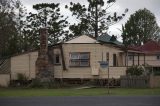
[70, 53, 79, 59]
[113, 54, 117, 66]
[70, 60, 80, 66]
[54, 54, 60, 64]
[80, 53, 89, 59]
[157, 55, 160, 60]
[128, 55, 133, 60]
[80, 60, 89, 66]
[56, 55, 60, 63]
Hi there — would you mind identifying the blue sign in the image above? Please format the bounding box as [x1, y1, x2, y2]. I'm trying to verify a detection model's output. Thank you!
[98, 61, 108, 68]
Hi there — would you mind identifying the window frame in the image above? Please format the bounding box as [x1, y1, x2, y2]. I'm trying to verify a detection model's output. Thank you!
[69, 52, 90, 67]
[54, 54, 61, 65]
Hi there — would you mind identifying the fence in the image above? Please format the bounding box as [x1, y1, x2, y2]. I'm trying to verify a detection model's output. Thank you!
[120, 76, 149, 88]
[150, 75, 160, 88]
[0, 58, 11, 87]
[0, 58, 11, 74]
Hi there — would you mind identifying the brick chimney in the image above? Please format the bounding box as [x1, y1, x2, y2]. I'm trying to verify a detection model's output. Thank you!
[36, 28, 52, 81]
[39, 28, 48, 57]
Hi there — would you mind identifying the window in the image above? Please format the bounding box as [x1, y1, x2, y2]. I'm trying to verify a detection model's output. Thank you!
[157, 55, 160, 60]
[54, 54, 60, 64]
[153, 67, 160, 75]
[128, 55, 133, 60]
[113, 54, 117, 66]
[69, 52, 90, 67]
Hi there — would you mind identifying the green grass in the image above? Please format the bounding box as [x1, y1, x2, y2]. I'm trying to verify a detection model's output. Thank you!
[0, 88, 160, 97]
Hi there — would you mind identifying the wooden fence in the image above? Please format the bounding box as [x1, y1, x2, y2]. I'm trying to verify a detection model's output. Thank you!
[150, 75, 160, 88]
[120, 76, 149, 88]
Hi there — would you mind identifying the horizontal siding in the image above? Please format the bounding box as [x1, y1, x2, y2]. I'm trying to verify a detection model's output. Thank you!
[99, 67, 126, 78]
[0, 74, 10, 87]
[11, 51, 38, 80]
[54, 44, 125, 79]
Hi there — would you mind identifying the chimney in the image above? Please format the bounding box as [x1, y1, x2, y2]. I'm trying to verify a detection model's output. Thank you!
[36, 28, 51, 81]
[39, 28, 48, 57]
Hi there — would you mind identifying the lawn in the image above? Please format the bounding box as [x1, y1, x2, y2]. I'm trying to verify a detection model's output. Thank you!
[0, 88, 160, 97]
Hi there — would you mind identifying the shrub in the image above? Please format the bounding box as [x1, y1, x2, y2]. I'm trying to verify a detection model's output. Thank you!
[17, 73, 28, 81]
[9, 73, 29, 87]
[29, 79, 43, 88]
[126, 65, 144, 76]
[29, 79, 70, 88]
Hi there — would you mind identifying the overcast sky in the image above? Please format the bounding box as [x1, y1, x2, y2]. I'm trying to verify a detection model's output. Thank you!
[21, 0, 160, 41]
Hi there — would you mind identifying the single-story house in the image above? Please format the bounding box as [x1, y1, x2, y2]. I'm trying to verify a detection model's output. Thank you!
[0, 29, 160, 86]
[10, 34, 127, 81]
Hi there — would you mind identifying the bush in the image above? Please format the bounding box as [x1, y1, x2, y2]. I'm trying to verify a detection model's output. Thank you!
[29, 79, 43, 88]
[126, 65, 145, 76]
[29, 79, 68, 88]
[17, 73, 28, 81]
[17, 73, 29, 86]
[9, 73, 30, 87]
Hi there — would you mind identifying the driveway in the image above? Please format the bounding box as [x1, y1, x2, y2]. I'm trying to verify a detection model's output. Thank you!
[0, 96, 160, 106]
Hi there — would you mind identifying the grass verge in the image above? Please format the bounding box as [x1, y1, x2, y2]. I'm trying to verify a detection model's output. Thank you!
[0, 88, 160, 97]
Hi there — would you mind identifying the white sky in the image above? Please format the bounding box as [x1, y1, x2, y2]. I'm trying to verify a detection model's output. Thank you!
[21, 0, 160, 41]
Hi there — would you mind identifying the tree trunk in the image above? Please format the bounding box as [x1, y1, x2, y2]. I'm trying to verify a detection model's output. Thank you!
[95, 4, 98, 38]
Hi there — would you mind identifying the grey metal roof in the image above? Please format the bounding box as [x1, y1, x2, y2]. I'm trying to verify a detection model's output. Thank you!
[97, 34, 123, 46]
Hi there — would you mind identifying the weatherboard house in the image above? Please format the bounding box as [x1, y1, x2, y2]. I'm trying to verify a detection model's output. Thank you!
[0, 29, 160, 86]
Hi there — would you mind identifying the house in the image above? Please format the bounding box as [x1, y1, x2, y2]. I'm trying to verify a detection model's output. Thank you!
[127, 40, 160, 74]
[0, 29, 160, 86]
[10, 33, 127, 82]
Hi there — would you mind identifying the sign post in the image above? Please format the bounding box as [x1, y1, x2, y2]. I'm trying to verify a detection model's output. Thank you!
[107, 63, 109, 94]
[106, 52, 109, 94]
[98, 61, 109, 94]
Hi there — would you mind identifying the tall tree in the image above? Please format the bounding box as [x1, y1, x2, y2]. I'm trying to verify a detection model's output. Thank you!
[0, 12, 18, 57]
[14, 0, 27, 52]
[122, 8, 160, 46]
[24, 3, 69, 50]
[0, 0, 21, 57]
[66, 0, 128, 38]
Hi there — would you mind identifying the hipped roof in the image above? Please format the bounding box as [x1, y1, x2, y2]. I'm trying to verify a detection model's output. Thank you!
[65, 34, 123, 46]
[130, 40, 160, 54]
[65, 35, 99, 44]
[97, 34, 123, 46]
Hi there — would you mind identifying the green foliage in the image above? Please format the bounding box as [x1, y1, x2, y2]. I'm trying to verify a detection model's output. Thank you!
[29, 79, 43, 88]
[122, 8, 160, 46]
[0, 12, 18, 57]
[14, 73, 29, 87]
[17, 73, 28, 81]
[1, 88, 160, 97]
[0, 0, 27, 57]
[126, 65, 145, 76]
[0, 1, 128, 57]
[29, 79, 71, 88]
[24, 3, 69, 47]
[66, 0, 127, 38]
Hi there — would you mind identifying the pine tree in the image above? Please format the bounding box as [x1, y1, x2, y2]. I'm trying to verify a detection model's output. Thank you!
[24, 3, 69, 50]
[66, 0, 128, 38]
